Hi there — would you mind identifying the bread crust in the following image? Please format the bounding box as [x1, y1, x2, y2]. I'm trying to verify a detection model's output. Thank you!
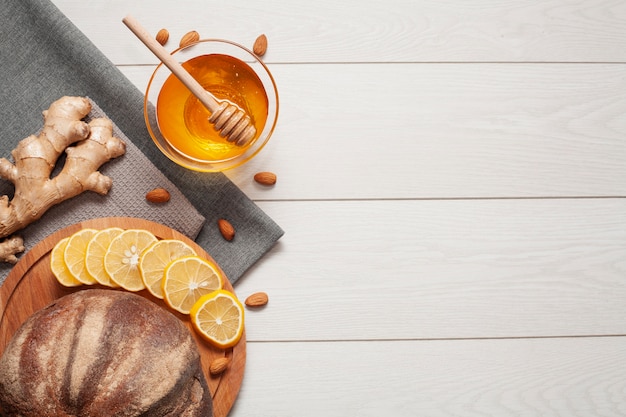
[0, 289, 212, 416]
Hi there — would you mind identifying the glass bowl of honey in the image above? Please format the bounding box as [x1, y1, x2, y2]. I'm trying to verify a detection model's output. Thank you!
[144, 39, 279, 172]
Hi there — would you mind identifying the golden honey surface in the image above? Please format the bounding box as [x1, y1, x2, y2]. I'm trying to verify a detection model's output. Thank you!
[156, 54, 268, 162]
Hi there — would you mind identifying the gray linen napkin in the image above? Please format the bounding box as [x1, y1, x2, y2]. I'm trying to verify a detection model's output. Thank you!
[0, 0, 284, 284]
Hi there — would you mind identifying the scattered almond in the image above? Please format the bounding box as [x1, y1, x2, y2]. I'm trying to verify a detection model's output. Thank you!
[253, 171, 276, 186]
[245, 292, 269, 307]
[145, 188, 171, 203]
[155, 28, 169, 45]
[180, 30, 200, 48]
[209, 357, 230, 375]
[217, 219, 235, 241]
[253, 34, 268, 56]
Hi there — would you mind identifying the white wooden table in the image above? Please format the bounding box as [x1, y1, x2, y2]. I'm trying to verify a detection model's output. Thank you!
[53, 1, 626, 415]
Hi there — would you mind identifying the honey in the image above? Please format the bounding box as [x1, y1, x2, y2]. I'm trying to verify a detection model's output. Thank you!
[156, 53, 268, 162]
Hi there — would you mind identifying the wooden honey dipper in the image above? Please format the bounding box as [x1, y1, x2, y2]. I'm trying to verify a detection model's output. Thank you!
[123, 15, 257, 146]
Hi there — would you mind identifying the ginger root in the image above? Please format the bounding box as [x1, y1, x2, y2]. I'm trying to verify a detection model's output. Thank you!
[0, 96, 126, 263]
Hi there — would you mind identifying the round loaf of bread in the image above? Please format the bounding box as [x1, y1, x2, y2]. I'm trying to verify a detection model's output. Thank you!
[0, 289, 212, 416]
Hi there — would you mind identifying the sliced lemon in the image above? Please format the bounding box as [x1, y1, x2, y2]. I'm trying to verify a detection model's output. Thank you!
[64, 228, 99, 284]
[139, 239, 197, 299]
[189, 289, 244, 349]
[85, 227, 124, 287]
[104, 229, 158, 291]
[51, 237, 82, 287]
[162, 256, 224, 314]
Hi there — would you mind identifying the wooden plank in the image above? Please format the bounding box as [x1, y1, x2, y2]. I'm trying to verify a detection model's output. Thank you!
[235, 199, 626, 341]
[120, 63, 626, 200]
[54, 0, 626, 64]
[231, 337, 626, 416]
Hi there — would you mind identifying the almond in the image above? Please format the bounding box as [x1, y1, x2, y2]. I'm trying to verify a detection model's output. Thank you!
[180, 30, 200, 48]
[155, 28, 169, 45]
[245, 292, 269, 307]
[217, 219, 235, 241]
[145, 188, 170, 203]
[209, 357, 230, 375]
[253, 171, 276, 186]
[253, 34, 268, 56]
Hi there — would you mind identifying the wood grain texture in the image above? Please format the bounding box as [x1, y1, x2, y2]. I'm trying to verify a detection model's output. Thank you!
[55, 0, 626, 64]
[232, 338, 626, 417]
[234, 199, 626, 341]
[120, 63, 626, 200]
[0, 217, 245, 417]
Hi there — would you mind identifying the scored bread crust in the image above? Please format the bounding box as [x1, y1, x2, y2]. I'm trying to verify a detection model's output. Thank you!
[0, 289, 212, 416]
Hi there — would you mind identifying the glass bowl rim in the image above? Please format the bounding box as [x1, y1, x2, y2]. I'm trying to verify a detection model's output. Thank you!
[143, 38, 279, 172]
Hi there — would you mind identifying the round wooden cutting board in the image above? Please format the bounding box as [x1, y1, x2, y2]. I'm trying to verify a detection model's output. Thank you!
[0, 217, 245, 417]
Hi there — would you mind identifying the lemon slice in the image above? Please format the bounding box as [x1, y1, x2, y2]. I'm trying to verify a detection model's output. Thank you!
[139, 239, 197, 299]
[104, 229, 158, 291]
[189, 289, 244, 349]
[51, 237, 82, 287]
[85, 227, 124, 287]
[64, 228, 99, 284]
[162, 256, 224, 314]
